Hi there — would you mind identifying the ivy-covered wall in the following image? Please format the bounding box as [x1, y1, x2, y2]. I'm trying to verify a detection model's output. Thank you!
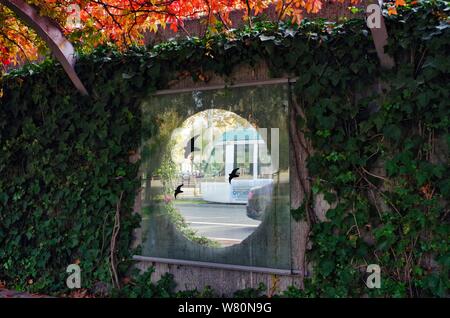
[0, 1, 448, 297]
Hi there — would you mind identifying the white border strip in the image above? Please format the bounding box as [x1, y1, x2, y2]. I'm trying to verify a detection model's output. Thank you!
[133, 255, 301, 276]
[154, 77, 298, 96]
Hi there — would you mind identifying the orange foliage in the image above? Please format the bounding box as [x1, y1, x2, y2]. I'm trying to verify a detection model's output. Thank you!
[0, 0, 411, 68]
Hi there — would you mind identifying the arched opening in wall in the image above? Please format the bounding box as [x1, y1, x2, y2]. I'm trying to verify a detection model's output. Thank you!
[163, 109, 274, 247]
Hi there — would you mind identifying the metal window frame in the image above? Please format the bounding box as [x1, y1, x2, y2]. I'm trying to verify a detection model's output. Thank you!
[135, 77, 299, 276]
[153, 77, 298, 96]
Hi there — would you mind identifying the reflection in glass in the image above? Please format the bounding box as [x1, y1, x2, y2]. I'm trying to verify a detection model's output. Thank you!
[140, 84, 291, 269]
[147, 109, 280, 247]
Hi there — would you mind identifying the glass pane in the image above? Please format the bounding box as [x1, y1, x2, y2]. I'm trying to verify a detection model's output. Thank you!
[140, 83, 291, 269]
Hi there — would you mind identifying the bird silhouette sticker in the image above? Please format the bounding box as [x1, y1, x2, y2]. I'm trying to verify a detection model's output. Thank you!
[184, 135, 200, 159]
[174, 184, 184, 199]
[229, 168, 240, 184]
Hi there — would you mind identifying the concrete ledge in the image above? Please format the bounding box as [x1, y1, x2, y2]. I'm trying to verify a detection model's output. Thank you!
[134, 256, 304, 296]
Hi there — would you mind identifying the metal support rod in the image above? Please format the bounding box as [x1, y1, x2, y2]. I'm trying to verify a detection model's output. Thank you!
[0, 0, 89, 95]
[133, 255, 301, 276]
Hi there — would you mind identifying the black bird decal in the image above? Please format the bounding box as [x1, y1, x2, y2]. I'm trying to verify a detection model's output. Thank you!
[228, 168, 240, 184]
[184, 135, 200, 158]
[174, 184, 184, 199]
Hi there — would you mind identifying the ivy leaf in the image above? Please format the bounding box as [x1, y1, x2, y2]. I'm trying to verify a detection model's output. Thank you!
[383, 124, 402, 141]
[319, 259, 335, 276]
[122, 73, 135, 80]
[259, 35, 275, 42]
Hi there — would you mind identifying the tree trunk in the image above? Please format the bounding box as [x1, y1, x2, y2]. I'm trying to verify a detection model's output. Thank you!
[289, 93, 314, 283]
